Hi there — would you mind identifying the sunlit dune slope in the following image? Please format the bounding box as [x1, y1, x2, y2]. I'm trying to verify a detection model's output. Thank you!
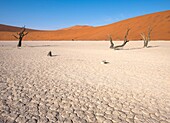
[0, 10, 170, 40]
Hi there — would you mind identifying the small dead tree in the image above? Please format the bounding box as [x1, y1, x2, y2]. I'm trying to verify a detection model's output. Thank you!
[140, 26, 153, 48]
[109, 28, 130, 50]
[13, 26, 29, 47]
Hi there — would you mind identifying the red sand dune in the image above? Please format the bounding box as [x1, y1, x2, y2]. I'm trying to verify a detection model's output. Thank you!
[60, 25, 94, 30]
[0, 10, 170, 41]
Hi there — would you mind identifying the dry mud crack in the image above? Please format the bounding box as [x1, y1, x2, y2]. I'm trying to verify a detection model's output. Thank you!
[0, 41, 170, 123]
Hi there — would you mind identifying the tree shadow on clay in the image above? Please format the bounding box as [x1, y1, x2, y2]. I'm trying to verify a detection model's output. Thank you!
[122, 47, 144, 50]
[26, 45, 59, 48]
[121, 45, 159, 50]
[147, 45, 159, 48]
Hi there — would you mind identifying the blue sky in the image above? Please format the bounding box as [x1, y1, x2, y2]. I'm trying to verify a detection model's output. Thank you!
[0, 0, 170, 30]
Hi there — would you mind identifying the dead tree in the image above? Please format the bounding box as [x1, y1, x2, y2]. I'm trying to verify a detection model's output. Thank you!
[13, 26, 29, 47]
[140, 26, 153, 48]
[109, 28, 130, 50]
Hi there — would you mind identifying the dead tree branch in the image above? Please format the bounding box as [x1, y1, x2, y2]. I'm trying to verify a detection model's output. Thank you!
[12, 34, 19, 39]
[124, 28, 130, 42]
[109, 28, 130, 50]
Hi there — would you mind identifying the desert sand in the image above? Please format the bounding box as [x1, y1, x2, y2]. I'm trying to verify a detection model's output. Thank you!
[0, 41, 170, 123]
[0, 10, 170, 41]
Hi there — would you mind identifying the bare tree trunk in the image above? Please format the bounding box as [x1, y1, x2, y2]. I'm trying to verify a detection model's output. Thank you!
[108, 35, 114, 48]
[145, 40, 148, 47]
[17, 38, 22, 47]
